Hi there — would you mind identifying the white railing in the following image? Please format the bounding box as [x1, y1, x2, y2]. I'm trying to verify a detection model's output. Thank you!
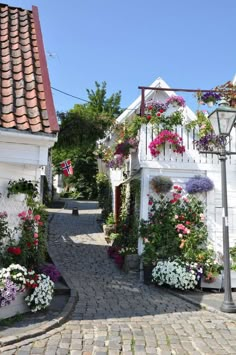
[139, 124, 236, 166]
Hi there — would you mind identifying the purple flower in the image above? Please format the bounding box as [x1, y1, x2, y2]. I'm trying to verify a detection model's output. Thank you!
[194, 134, 225, 152]
[145, 100, 168, 112]
[0, 279, 17, 307]
[201, 92, 221, 104]
[39, 264, 61, 283]
[166, 95, 186, 107]
[185, 176, 214, 194]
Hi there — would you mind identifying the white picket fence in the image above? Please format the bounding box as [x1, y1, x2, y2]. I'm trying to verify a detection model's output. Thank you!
[139, 124, 236, 166]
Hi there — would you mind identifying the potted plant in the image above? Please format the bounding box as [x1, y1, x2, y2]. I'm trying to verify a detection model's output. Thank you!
[200, 252, 223, 290]
[200, 92, 222, 107]
[185, 175, 214, 194]
[149, 130, 185, 157]
[103, 213, 116, 236]
[194, 133, 225, 152]
[165, 95, 186, 108]
[150, 176, 173, 194]
[104, 232, 119, 244]
[152, 259, 200, 290]
[7, 178, 38, 199]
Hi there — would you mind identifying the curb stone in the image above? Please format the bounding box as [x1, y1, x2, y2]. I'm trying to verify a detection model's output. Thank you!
[0, 288, 78, 350]
[164, 287, 236, 320]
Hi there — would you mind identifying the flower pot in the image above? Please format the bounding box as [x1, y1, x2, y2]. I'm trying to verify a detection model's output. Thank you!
[200, 274, 223, 291]
[0, 290, 29, 320]
[143, 264, 153, 285]
[103, 224, 116, 236]
[207, 101, 214, 108]
[105, 236, 111, 244]
[13, 193, 26, 202]
[123, 254, 140, 273]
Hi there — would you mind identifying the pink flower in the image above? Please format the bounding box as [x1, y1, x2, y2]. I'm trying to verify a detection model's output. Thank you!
[18, 211, 27, 218]
[34, 233, 38, 238]
[173, 185, 182, 191]
[148, 200, 153, 206]
[34, 215, 41, 221]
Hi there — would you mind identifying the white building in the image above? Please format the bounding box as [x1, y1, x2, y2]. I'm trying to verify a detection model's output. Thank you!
[100, 77, 236, 254]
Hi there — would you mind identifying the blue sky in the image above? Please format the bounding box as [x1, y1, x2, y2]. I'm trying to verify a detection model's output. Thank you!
[3, 0, 236, 113]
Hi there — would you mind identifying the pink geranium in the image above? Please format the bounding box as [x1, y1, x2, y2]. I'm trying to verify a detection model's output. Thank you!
[149, 130, 185, 157]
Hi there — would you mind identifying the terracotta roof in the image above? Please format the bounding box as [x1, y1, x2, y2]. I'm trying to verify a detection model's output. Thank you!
[0, 4, 59, 134]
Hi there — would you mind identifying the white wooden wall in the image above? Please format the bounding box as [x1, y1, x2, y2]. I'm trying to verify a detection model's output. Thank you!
[139, 167, 236, 255]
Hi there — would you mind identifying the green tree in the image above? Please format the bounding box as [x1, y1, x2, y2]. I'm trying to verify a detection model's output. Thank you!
[52, 82, 122, 199]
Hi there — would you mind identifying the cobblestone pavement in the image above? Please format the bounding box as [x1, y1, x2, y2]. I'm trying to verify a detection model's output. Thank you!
[2, 200, 236, 354]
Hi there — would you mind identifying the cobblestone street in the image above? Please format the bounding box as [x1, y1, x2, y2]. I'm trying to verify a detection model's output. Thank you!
[2, 200, 236, 355]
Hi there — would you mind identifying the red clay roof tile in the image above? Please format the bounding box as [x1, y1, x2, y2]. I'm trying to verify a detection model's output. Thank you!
[0, 4, 59, 134]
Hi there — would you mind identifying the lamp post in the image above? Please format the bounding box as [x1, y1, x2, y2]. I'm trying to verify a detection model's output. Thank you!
[208, 102, 236, 313]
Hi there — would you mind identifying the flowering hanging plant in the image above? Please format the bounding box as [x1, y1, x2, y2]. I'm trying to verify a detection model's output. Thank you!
[185, 110, 213, 138]
[185, 175, 214, 194]
[150, 176, 173, 194]
[145, 100, 168, 122]
[114, 138, 139, 156]
[25, 273, 54, 312]
[166, 95, 186, 108]
[7, 178, 38, 199]
[152, 259, 201, 290]
[194, 133, 225, 152]
[200, 92, 221, 104]
[149, 130, 185, 157]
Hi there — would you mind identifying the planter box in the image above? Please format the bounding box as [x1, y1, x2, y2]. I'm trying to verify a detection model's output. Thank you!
[103, 224, 116, 236]
[123, 254, 140, 273]
[200, 275, 223, 291]
[0, 290, 29, 320]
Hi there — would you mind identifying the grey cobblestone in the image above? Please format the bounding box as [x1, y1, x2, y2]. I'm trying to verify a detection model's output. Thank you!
[2, 200, 236, 355]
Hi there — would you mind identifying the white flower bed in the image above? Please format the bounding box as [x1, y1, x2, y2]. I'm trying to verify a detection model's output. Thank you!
[152, 259, 199, 290]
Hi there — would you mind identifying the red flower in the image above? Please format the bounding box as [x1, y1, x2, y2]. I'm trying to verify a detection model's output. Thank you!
[7, 246, 22, 255]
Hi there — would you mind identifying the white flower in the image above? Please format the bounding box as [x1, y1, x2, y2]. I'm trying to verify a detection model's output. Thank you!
[25, 274, 54, 312]
[152, 259, 198, 290]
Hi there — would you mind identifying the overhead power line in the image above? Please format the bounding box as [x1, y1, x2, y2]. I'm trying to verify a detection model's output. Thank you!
[51, 86, 137, 112]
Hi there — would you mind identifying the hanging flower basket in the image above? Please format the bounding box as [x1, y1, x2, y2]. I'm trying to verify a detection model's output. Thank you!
[185, 176, 214, 194]
[165, 95, 186, 108]
[200, 92, 222, 106]
[150, 176, 173, 194]
[149, 130, 185, 157]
